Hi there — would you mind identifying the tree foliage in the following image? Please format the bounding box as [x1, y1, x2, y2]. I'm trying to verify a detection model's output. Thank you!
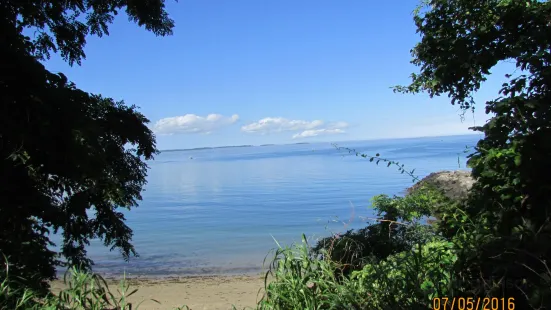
[396, 0, 551, 308]
[3, 0, 174, 65]
[1, 0, 174, 291]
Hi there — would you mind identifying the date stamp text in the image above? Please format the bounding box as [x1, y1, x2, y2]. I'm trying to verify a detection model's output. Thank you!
[432, 297, 515, 310]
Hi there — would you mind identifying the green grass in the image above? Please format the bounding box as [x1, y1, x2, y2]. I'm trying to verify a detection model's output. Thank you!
[257, 235, 361, 310]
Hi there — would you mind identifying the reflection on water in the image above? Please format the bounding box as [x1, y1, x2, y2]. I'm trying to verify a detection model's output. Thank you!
[56, 134, 481, 277]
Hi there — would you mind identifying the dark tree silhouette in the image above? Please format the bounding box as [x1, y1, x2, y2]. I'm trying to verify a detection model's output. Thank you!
[1, 0, 174, 291]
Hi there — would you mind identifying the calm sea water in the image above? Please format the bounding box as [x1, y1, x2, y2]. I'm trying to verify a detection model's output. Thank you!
[59, 134, 481, 277]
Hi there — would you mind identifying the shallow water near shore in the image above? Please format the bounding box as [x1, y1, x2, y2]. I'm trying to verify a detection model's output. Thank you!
[53, 134, 480, 278]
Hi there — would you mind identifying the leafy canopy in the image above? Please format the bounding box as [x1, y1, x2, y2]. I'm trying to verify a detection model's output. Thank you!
[6, 0, 174, 65]
[397, 0, 551, 308]
[1, 0, 174, 291]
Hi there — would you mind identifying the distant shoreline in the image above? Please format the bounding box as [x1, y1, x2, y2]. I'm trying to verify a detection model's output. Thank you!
[160, 142, 310, 153]
[158, 133, 481, 153]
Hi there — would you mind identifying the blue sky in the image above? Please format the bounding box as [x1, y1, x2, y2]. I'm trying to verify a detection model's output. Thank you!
[42, 0, 509, 150]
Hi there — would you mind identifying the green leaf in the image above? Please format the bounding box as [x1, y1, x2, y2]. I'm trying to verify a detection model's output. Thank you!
[514, 155, 521, 166]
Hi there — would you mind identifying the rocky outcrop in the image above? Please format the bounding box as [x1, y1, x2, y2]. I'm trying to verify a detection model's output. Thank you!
[407, 170, 475, 202]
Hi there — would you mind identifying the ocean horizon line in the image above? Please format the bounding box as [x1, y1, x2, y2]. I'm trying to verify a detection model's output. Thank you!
[159, 132, 482, 153]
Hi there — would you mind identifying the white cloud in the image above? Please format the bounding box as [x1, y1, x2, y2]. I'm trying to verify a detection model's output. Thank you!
[153, 114, 239, 135]
[292, 128, 346, 139]
[325, 121, 349, 130]
[242, 117, 349, 138]
[241, 117, 324, 133]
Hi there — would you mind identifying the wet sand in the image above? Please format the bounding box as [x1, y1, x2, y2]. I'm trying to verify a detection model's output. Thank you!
[50, 274, 267, 310]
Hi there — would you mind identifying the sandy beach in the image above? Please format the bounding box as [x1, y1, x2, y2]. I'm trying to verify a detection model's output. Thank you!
[51, 275, 267, 310]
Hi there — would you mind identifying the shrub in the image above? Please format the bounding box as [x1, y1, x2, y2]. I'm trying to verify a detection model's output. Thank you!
[258, 235, 365, 310]
[313, 185, 449, 272]
[352, 239, 458, 309]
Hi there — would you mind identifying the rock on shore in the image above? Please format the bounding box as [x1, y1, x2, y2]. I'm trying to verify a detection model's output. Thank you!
[407, 170, 475, 201]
